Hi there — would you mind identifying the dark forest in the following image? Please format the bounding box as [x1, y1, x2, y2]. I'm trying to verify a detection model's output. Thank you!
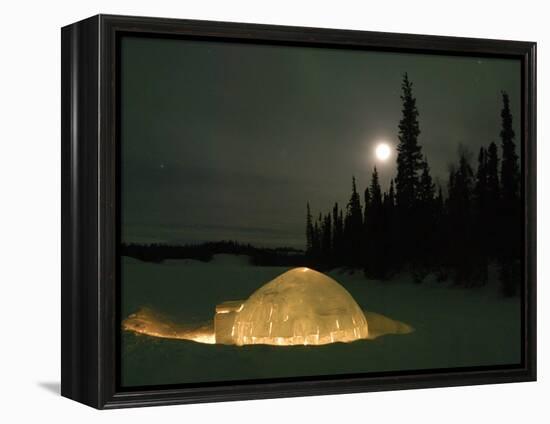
[305, 74, 521, 296]
[122, 74, 521, 296]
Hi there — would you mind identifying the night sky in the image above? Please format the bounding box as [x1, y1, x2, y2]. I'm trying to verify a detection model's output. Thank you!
[121, 36, 521, 248]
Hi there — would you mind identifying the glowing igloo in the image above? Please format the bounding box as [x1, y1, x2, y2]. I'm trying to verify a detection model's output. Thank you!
[214, 267, 369, 346]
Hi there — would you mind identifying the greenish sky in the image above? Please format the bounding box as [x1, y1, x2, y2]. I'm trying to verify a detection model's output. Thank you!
[121, 36, 521, 248]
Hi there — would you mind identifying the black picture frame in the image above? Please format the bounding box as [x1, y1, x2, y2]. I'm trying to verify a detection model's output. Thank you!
[61, 14, 537, 409]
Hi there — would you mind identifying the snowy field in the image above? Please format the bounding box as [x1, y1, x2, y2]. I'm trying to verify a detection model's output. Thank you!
[121, 254, 521, 387]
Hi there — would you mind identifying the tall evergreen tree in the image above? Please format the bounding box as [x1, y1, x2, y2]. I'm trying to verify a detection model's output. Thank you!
[364, 168, 385, 277]
[412, 157, 436, 282]
[396, 73, 423, 211]
[344, 176, 364, 266]
[362, 187, 372, 267]
[435, 185, 444, 215]
[312, 217, 320, 258]
[306, 202, 314, 255]
[486, 142, 500, 205]
[475, 147, 488, 198]
[332, 203, 343, 261]
[381, 179, 398, 279]
[433, 184, 449, 281]
[387, 179, 396, 207]
[500, 92, 520, 204]
[395, 73, 423, 268]
[321, 213, 332, 262]
[337, 207, 344, 261]
[473, 147, 489, 285]
[370, 168, 383, 206]
[447, 150, 475, 286]
[418, 157, 435, 204]
[485, 141, 501, 260]
[499, 91, 521, 296]
[363, 187, 371, 228]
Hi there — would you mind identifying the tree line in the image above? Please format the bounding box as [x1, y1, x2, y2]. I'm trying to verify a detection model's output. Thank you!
[306, 74, 521, 296]
[122, 241, 306, 267]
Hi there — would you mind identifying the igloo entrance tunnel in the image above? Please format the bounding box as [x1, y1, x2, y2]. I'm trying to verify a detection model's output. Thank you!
[215, 267, 369, 346]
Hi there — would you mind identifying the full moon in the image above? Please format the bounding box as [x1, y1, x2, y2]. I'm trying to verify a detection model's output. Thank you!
[375, 143, 391, 161]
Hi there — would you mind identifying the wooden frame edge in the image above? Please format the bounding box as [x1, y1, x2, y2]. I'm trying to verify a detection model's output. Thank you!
[61, 14, 537, 409]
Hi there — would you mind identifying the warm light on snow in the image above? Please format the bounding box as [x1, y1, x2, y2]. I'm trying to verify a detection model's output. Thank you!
[122, 308, 216, 344]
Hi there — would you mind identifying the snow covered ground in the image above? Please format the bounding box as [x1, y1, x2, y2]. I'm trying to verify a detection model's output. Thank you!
[121, 254, 521, 387]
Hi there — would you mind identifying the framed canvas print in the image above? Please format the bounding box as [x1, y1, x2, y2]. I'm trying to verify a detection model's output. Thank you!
[61, 14, 536, 409]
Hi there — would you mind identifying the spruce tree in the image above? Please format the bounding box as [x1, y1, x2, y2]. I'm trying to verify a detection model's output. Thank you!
[306, 202, 314, 255]
[435, 185, 444, 215]
[418, 157, 435, 204]
[414, 157, 436, 282]
[388, 179, 396, 207]
[395, 73, 423, 269]
[447, 151, 475, 286]
[499, 91, 521, 296]
[364, 168, 384, 277]
[485, 142, 501, 260]
[345, 176, 364, 267]
[396, 73, 423, 211]
[332, 203, 343, 261]
[312, 218, 320, 259]
[380, 180, 398, 279]
[486, 142, 500, 203]
[500, 92, 520, 204]
[475, 147, 488, 196]
[363, 187, 371, 227]
[321, 213, 332, 263]
[474, 148, 488, 224]
[433, 184, 448, 281]
[474, 147, 489, 285]
[337, 207, 344, 264]
[370, 167, 383, 207]
[362, 187, 372, 269]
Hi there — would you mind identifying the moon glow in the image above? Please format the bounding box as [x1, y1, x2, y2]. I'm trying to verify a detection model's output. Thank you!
[375, 143, 391, 161]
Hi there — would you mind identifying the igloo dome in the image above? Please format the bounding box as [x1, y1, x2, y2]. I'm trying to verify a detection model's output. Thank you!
[214, 267, 369, 346]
